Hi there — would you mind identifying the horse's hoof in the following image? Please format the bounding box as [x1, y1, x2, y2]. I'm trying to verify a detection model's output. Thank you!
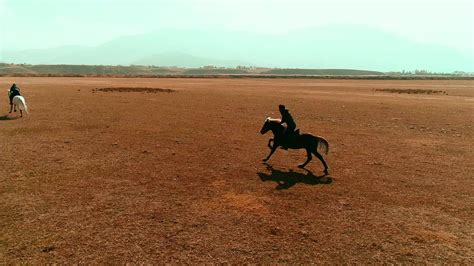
[297, 165, 305, 169]
[324, 170, 329, 175]
[262, 159, 268, 162]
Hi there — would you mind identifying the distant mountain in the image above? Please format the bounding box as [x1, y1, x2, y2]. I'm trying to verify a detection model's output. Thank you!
[3, 45, 90, 65]
[133, 52, 251, 67]
[2, 26, 473, 72]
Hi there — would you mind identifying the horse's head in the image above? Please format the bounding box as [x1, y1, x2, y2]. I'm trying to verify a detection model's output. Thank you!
[260, 117, 271, 134]
[260, 117, 281, 134]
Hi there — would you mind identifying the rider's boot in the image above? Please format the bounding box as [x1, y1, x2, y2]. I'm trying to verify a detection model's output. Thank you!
[281, 135, 289, 150]
[283, 132, 297, 150]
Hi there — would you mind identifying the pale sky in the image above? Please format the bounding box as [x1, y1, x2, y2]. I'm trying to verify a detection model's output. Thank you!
[1, 0, 473, 55]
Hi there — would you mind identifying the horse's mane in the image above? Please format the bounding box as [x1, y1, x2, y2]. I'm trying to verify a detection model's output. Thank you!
[266, 117, 281, 123]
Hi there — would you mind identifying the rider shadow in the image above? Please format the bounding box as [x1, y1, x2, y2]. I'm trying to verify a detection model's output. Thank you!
[0, 115, 18, 121]
[258, 163, 332, 190]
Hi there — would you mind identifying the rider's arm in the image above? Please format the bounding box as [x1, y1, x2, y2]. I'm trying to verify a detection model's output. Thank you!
[280, 112, 288, 124]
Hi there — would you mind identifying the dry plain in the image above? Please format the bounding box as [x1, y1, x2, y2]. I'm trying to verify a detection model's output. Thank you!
[1, 77, 473, 263]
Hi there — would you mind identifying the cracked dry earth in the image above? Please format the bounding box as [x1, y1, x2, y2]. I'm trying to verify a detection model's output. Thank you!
[1, 77, 473, 263]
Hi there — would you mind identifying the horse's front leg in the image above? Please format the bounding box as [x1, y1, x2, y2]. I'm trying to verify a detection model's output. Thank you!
[9, 104, 13, 113]
[267, 138, 274, 149]
[263, 144, 278, 162]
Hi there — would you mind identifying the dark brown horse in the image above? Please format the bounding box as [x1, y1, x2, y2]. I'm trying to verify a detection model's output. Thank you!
[260, 117, 329, 175]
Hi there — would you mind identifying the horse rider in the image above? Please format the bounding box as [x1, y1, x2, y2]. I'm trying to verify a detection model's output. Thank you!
[9, 83, 21, 107]
[278, 104, 298, 149]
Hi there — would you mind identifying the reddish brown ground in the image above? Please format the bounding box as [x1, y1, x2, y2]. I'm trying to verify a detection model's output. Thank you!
[1, 77, 473, 263]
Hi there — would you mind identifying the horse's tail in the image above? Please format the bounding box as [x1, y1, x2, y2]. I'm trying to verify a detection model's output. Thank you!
[15, 96, 28, 114]
[22, 97, 29, 114]
[317, 136, 329, 155]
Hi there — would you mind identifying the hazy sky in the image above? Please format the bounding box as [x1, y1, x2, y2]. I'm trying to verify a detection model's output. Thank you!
[1, 0, 473, 55]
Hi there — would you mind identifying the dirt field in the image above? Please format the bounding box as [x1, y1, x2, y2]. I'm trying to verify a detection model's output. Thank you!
[1, 77, 473, 263]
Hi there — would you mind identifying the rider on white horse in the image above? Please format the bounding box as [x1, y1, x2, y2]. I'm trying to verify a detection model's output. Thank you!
[9, 83, 21, 106]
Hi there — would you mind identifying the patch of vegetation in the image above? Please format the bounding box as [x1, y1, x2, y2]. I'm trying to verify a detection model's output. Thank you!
[92, 87, 175, 93]
[375, 88, 447, 95]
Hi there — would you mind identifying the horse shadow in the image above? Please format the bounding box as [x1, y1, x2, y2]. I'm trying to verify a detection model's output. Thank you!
[0, 115, 18, 121]
[258, 163, 332, 190]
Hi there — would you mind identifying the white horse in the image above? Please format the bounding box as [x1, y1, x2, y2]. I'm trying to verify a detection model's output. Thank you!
[8, 91, 28, 117]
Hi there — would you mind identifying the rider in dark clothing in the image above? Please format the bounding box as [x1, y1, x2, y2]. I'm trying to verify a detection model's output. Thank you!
[9, 83, 21, 105]
[279, 104, 298, 149]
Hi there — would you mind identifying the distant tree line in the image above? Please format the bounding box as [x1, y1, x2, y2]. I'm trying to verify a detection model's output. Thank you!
[386, 69, 474, 76]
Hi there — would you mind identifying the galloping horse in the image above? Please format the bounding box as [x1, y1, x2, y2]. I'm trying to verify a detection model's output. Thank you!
[8, 90, 28, 117]
[260, 117, 329, 175]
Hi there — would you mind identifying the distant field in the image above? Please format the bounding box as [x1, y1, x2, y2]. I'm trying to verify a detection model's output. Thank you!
[1, 77, 473, 263]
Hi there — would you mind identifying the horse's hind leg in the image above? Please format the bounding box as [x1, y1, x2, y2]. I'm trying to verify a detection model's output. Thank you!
[313, 151, 329, 175]
[298, 149, 312, 168]
[20, 109, 23, 117]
